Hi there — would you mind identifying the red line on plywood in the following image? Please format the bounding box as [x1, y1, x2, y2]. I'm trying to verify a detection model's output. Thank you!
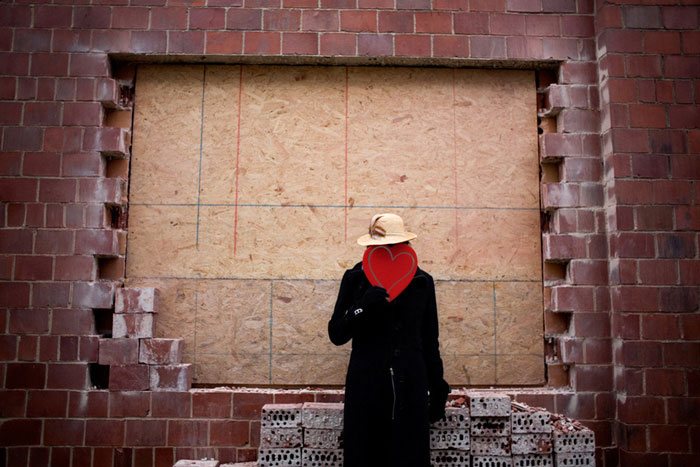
[344, 66, 349, 244]
[233, 65, 243, 256]
[452, 69, 459, 249]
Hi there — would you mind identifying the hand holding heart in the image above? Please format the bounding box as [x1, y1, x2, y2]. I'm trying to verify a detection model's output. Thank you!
[362, 243, 418, 302]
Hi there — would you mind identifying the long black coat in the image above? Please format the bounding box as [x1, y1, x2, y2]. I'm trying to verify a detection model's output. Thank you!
[328, 262, 449, 467]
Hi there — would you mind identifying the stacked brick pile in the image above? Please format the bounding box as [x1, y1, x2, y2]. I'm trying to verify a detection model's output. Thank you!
[430, 405, 470, 466]
[257, 402, 344, 467]
[551, 413, 596, 467]
[97, 287, 192, 391]
[254, 393, 595, 467]
[511, 402, 554, 467]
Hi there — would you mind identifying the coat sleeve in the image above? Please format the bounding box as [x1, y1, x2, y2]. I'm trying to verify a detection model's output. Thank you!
[422, 275, 450, 420]
[328, 269, 356, 346]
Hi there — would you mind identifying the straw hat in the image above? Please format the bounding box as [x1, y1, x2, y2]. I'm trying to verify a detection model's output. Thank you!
[357, 213, 417, 246]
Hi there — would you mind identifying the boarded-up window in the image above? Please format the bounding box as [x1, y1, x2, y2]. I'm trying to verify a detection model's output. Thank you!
[127, 65, 543, 386]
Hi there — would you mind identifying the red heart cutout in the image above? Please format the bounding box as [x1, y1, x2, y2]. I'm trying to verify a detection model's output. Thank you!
[362, 244, 418, 302]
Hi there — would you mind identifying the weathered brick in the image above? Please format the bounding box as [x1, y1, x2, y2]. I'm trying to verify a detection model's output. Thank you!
[261, 403, 303, 428]
[544, 234, 587, 260]
[469, 393, 511, 417]
[115, 287, 159, 313]
[113, 313, 155, 339]
[98, 338, 139, 366]
[551, 286, 594, 312]
[109, 365, 150, 391]
[261, 426, 303, 448]
[73, 281, 116, 308]
[83, 127, 130, 157]
[150, 364, 192, 391]
[301, 402, 344, 430]
[541, 183, 579, 209]
[139, 338, 183, 364]
[78, 178, 123, 204]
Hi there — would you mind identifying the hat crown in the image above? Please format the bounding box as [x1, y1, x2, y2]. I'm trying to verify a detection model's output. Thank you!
[370, 214, 406, 238]
[358, 213, 416, 246]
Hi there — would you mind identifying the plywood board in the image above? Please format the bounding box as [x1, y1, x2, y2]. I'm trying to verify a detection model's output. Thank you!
[237, 66, 346, 206]
[347, 68, 455, 207]
[131, 65, 204, 204]
[127, 65, 543, 386]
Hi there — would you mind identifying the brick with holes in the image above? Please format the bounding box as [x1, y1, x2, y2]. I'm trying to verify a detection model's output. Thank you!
[554, 452, 595, 467]
[512, 433, 554, 454]
[260, 427, 302, 449]
[512, 409, 553, 434]
[472, 456, 512, 467]
[469, 393, 511, 417]
[471, 417, 511, 437]
[430, 429, 470, 451]
[430, 449, 470, 467]
[301, 448, 343, 467]
[261, 404, 303, 428]
[552, 427, 595, 453]
[513, 454, 553, 467]
[431, 406, 471, 430]
[257, 448, 301, 467]
[301, 402, 343, 430]
[471, 436, 511, 457]
[303, 428, 342, 449]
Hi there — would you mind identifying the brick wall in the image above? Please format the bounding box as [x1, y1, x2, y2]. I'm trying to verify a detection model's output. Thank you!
[595, 1, 700, 467]
[0, 1, 697, 466]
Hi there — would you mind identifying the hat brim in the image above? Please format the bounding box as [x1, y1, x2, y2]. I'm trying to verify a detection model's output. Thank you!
[357, 232, 417, 246]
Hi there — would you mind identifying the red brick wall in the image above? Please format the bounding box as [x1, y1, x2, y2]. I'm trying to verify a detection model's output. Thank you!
[595, 1, 700, 467]
[0, 0, 697, 466]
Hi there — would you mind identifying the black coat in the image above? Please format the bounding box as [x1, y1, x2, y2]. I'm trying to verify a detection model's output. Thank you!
[328, 262, 450, 467]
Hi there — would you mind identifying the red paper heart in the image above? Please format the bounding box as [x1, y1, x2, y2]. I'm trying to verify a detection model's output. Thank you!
[362, 244, 418, 302]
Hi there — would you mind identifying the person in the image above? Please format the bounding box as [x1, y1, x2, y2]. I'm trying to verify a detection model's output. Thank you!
[328, 213, 450, 467]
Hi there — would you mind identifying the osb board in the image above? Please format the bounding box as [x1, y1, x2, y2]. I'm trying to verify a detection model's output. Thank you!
[128, 65, 543, 386]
